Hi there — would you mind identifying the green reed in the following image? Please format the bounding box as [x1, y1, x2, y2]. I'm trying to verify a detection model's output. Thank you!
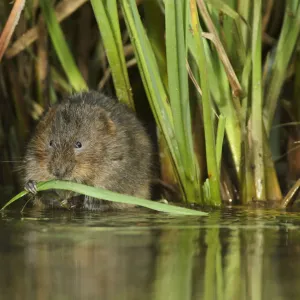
[0, 0, 300, 208]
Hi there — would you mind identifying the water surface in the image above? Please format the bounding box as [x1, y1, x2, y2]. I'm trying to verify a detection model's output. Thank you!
[1, 207, 300, 300]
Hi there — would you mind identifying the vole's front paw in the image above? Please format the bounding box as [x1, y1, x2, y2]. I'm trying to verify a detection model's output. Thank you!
[24, 180, 38, 194]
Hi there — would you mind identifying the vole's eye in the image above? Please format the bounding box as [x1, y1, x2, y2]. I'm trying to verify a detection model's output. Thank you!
[75, 141, 82, 149]
[49, 140, 54, 147]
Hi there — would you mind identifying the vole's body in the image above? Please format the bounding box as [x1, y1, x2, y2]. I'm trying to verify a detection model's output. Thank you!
[23, 91, 152, 210]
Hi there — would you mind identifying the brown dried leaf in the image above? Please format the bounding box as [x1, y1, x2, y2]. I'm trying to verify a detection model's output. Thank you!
[0, 0, 26, 62]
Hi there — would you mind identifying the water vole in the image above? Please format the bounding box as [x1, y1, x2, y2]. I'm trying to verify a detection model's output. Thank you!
[23, 91, 152, 210]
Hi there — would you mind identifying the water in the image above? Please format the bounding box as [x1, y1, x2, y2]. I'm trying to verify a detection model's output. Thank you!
[1, 207, 300, 300]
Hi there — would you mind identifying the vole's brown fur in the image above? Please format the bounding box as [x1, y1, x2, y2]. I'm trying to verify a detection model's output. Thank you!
[23, 91, 152, 210]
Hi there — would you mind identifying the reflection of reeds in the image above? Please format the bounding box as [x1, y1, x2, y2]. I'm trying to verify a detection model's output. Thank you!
[153, 228, 199, 300]
[1, 0, 300, 206]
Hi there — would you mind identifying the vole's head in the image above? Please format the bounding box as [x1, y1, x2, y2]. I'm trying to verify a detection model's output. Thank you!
[24, 98, 117, 185]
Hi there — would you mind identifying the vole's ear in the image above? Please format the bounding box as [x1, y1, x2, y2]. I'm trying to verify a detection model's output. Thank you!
[98, 109, 116, 135]
[106, 118, 116, 135]
[37, 106, 57, 131]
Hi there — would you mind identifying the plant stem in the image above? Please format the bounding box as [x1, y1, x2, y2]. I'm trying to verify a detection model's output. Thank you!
[190, 0, 221, 205]
[251, 0, 266, 200]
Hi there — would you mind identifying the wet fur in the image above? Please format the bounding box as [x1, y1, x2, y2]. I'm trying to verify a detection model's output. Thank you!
[23, 91, 153, 211]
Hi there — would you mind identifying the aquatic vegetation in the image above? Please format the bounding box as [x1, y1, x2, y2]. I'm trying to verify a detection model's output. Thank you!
[0, 0, 299, 208]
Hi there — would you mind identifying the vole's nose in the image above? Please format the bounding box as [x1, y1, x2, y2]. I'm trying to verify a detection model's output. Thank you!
[52, 167, 68, 179]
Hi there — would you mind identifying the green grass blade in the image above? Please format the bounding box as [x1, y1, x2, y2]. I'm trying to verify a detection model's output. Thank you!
[120, 0, 189, 198]
[90, 0, 134, 108]
[251, 0, 266, 200]
[214, 0, 247, 75]
[190, 0, 221, 205]
[264, 1, 300, 133]
[120, 0, 174, 151]
[216, 115, 226, 173]
[39, 0, 87, 92]
[206, 0, 241, 19]
[143, 0, 168, 89]
[294, 51, 300, 122]
[51, 67, 73, 94]
[187, 16, 241, 177]
[237, 0, 251, 49]
[240, 54, 254, 203]
[1, 190, 28, 211]
[1, 181, 208, 216]
[165, 0, 201, 202]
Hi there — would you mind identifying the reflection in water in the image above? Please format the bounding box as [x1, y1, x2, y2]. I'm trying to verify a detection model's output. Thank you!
[1, 208, 300, 300]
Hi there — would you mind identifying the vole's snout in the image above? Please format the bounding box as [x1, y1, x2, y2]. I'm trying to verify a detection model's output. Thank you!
[52, 167, 65, 179]
[50, 164, 74, 180]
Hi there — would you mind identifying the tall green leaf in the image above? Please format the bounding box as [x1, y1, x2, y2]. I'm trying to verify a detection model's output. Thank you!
[39, 0, 87, 91]
[165, 0, 201, 202]
[189, 0, 221, 205]
[264, 0, 300, 133]
[119, 0, 192, 202]
[187, 9, 241, 177]
[251, 0, 266, 200]
[90, 0, 134, 108]
[1, 180, 208, 216]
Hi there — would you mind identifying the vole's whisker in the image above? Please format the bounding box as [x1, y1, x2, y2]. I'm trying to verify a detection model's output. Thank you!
[0, 161, 23, 163]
